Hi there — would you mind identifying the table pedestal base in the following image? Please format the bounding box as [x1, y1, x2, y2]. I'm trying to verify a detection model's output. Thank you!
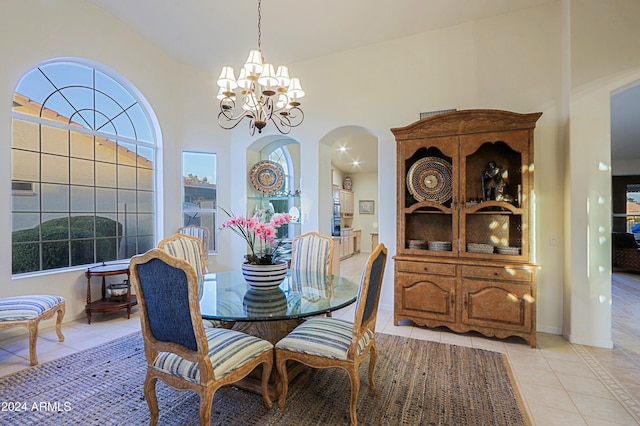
[230, 319, 306, 400]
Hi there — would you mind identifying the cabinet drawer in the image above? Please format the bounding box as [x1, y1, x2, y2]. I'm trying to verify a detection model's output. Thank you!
[461, 265, 532, 282]
[396, 261, 456, 276]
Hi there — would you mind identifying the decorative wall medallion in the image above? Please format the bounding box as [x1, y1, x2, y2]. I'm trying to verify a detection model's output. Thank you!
[250, 160, 285, 195]
[406, 157, 453, 203]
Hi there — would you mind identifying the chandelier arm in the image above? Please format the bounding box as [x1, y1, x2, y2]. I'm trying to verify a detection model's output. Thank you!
[268, 114, 292, 135]
[248, 118, 257, 136]
[218, 109, 253, 130]
[282, 106, 305, 127]
[263, 97, 274, 120]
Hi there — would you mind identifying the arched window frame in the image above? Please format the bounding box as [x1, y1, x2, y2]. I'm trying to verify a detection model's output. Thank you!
[11, 58, 162, 275]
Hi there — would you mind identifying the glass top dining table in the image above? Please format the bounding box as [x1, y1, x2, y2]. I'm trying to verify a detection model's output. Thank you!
[199, 268, 360, 322]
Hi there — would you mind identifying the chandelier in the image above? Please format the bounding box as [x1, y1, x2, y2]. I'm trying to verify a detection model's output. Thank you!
[216, 0, 305, 135]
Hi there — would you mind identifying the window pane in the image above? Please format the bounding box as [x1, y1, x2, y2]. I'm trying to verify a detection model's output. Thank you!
[117, 142, 136, 164]
[41, 215, 68, 241]
[70, 132, 94, 160]
[96, 188, 117, 212]
[96, 138, 117, 163]
[138, 213, 155, 234]
[12, 186, 40, 212]
[42, 91, 77, 126]
[71, 186, 94, 212]
[39, 62, 93, 95]
[42, 241, 69, 270]
[121, 237, 138, 259]
[110, 112, 136, 140]
[41, 125, 68, 156]
[70, 214, 95, 239]
[137, 235, 155, 253]
[12, 119, 39, 151]
[123, 213, 138, 235]
[196, 212, 217, 252]
[95, 71, 135, 110]
[41, 154, 69, 184]
[128, 104, 153, 143]
[12, 150, 39, 182]
[118, 164, 136, 189]
[41, 184, 69, 212]
[118, 189, 137, 208]
[96, 162, 117, 187]
[138, 191, 153, 213]
[138, 167, 153, 191]
[71, 239, 94, 266]
[182, 151, 217, 253]
[12, 242, 40, 274]
[71, 158, 94, 186]
[12, 213, 40, 239]
[97, 213, 121, 238]
[137, 145, 154, 168]
[96, 238, 120, 262]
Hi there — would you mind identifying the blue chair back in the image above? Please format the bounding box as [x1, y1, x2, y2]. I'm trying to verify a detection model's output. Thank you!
[354, 244, 388, 330]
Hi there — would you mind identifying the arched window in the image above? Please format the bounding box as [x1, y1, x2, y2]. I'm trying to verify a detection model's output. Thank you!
[11, 60, 157, 274]
[268, 146, 293, 192]
[267, 145, 298, 240]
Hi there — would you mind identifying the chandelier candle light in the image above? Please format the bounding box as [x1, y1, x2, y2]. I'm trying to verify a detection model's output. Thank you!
[216, 0, 305, 135]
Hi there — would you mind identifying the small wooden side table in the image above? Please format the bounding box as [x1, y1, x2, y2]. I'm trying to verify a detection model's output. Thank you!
[84, 262, 137, 324]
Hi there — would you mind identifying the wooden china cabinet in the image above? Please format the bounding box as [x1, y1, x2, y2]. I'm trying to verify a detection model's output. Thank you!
[391, 109, 541, 347]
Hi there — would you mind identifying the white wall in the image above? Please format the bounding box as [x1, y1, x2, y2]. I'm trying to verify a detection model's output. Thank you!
[349, 173, 378, 253]
[563, 0, 640, 347]
[5, 0, 640, 348]
[0, 1, 234, 322]
[277, 1, 565, 322]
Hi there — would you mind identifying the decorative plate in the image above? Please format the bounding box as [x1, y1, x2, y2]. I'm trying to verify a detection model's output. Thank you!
[250, 160, 285, 195]
[406, 157, 453, 203]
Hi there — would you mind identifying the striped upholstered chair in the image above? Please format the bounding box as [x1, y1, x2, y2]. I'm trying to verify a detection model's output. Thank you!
[178, 226, 209, 272]
[290, 231, 334, 275]
[275, 244, 388, 426]
[129, 249, 274, 425]
[158, 234, 227, 328]
[289, 232, 335, 313]
[158, 234, 206, 284]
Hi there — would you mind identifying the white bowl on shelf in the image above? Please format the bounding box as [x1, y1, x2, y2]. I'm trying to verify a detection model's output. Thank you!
[467, 243, 494, 254]
[428, 241, 452, 251]
[496, 246, 520, 255]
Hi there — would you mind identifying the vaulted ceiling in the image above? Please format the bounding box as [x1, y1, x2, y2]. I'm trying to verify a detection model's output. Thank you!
[86, 0, 640, 168]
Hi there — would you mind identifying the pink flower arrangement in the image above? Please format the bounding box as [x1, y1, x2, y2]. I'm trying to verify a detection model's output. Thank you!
[220, 208, 292, 265]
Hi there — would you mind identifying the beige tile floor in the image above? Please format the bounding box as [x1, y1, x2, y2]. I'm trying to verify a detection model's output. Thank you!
[1, 253, 639, 425]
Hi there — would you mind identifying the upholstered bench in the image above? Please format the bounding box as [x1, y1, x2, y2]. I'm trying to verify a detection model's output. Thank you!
[0, 295, 65, 365]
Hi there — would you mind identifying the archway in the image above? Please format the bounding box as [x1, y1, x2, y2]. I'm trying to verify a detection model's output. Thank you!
[319, 126, 379, 261]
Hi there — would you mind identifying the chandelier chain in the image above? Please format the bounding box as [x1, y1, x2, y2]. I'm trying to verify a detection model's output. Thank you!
[257, 0, 262, 51]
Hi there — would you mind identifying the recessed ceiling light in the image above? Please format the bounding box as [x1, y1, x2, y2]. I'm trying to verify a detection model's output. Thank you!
[352, 160, 360, 166]
[339, 146, 347, 152]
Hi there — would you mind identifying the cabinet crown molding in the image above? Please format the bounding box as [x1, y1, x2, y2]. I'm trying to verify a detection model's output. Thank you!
[391, 109, 542, 140]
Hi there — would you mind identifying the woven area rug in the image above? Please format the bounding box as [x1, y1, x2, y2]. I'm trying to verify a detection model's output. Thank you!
[0, 332, 530, 425]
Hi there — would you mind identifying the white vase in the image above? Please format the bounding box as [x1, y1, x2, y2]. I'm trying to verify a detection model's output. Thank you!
[241, 260, 288, 289]
[243, 287, 288, 316]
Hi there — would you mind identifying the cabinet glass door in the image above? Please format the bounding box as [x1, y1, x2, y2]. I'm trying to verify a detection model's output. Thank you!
[459, 132, 530, 260]
[400, 137, 458, 255]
